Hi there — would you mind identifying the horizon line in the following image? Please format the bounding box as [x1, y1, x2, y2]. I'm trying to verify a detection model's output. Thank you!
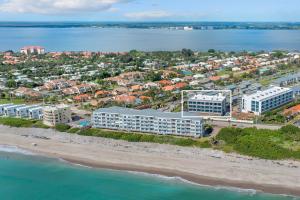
[1, 20, 300, 23]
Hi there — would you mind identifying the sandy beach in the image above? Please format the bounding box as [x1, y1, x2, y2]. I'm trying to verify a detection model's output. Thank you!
[0, 125, 300, 196]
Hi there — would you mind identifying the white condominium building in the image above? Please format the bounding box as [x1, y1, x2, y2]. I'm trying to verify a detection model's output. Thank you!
[188, 93, 227, 116]
[43, 105, 72, 126]
[28, 107, 43, 120]
[241, 86, 293, 115]
[0, 104, 43, 119]
[92, 107, 204, 137]
[20, 46, 45, 55]
[0, 104, 13, 115]
[3, 104, 26, 117]
[16, 105, 41, 118]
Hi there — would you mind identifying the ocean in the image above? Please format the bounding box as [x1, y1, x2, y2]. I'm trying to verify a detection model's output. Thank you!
[0, 146, 298, 200]
[0, 27, 300, 52]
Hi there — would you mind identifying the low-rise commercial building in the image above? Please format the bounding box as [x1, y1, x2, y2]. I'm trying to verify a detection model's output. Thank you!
[43, 105, 72, 126]
[187, 93, 227, 116]
[241, 86, 293, 115]
[92, 107, 204, 137]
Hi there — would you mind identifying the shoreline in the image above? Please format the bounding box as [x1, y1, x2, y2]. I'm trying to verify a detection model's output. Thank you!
[1, 125, 300, 197]
[61, 157, 300, 197]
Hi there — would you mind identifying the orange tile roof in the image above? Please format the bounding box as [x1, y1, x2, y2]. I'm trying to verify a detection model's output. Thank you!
[140, 96, 152, 101]
[158, 80, 172, 86]
[95, 90, 110, 96]
[209, 76, 221, 81]
[131, 85, 143, 91]
[73, 94, 91, 101]
[283, 104, 300, 116]
[174, 82, 187, 89]
[162, 85, 176, 91]
[115, 95, 137, 103]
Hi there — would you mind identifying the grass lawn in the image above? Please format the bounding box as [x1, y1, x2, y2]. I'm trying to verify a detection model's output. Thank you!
[259, 78, 272, 86]
[0, 98, 25, 104]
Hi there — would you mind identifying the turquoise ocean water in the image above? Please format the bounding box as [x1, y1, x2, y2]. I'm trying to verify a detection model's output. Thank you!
[0, 146, 299, 200]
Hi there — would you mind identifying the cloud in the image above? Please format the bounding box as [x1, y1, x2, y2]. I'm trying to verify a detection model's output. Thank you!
[125, 10, 172, 20]
[0, 0, 131, 14]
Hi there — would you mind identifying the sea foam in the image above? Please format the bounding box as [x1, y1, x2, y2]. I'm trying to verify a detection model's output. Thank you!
[0, 145, 35, 155]
[127, 170, 259, 195]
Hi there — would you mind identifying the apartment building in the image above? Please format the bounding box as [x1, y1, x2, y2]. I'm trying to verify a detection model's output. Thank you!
[3, 104, 26, 117]
[16, 105, 40, 118]
[28, 107, 43, 120]
[43, 105, 72, 126]
[0, 104, 43, 119]
[92, 107, 204, 137]
[272, 72, 300, 87]
[187, 93, 227, 116]
[241, 86, 294, 115]
[0, 104, 13, 115]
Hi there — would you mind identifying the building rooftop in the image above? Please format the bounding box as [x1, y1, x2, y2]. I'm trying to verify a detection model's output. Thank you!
[43, 104, 70, 111]
[273, 72, 300, 84]
[16, 105, 40, 110]
[4, 104, 26, 109]
[0, 103, 13, 107]
[94, 107, 202, 121]
[28, 106, 43, 111]
[189, 93, 226, 102]
[245, 86, 292, 101]
[21, 46, 45, 50]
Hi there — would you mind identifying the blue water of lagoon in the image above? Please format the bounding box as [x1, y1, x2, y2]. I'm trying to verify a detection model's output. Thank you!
[1, 27, 300, 52]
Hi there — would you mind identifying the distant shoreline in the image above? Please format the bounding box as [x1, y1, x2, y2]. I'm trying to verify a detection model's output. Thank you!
[0, 21, 300, 30]
[1, 125, 300, 197]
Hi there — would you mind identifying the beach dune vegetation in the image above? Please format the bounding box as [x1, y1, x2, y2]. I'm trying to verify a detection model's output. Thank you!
[216, 126, 300, 160]
[0, 117, 37, 128]
[77, 128, 211, 148]
[54, 124, 71, 132]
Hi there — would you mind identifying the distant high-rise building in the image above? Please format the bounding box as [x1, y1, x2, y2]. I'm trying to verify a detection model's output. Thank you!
[20, 46, 45, 55]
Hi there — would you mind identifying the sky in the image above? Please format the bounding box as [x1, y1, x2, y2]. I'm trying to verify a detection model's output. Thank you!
[0, 0, 299, 22]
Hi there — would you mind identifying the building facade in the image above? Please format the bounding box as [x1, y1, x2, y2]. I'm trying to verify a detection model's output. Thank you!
[43, 105, 72, 126]
[187, 93, 227, 116]
[92, 107, 204, 137]
[3, 104, 26, 117]
[0, 104, 13, 115]
[16, 105, 40, 118]
[28, 107, 43, 120]
[241, 86, 294, 115]
[20, 46, 45, 55]
[0, 104, 43, 119]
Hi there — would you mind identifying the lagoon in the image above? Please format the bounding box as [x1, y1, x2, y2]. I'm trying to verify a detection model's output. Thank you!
[1, 27, 300, 52]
